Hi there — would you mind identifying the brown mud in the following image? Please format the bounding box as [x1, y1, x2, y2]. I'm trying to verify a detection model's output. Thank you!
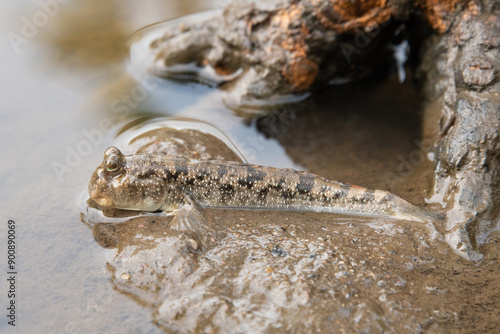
[94, 211, 500, 333]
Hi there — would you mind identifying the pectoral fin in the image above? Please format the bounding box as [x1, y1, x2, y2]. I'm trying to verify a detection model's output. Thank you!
[167, 197, 214, 248]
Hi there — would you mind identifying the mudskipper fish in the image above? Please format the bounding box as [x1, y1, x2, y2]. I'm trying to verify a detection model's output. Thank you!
[89, 147, 443, 231]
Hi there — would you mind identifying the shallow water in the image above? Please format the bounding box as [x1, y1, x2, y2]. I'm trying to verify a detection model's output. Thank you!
[1, 1, 499, 333]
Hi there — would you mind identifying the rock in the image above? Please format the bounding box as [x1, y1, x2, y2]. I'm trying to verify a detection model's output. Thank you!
[417, 0, 500, 260]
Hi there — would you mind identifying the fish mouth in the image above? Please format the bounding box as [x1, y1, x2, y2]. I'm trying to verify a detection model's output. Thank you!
[91, 195, 114, 208]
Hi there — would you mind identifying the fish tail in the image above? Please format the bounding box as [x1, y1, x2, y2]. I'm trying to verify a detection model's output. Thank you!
[392, 196, 445, 223]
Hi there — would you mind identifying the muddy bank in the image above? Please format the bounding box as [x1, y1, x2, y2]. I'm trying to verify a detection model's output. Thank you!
[93, 210, 500, 333]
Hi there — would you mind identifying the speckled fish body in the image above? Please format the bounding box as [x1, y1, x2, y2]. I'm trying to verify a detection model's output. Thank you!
[89, 147, 442, 223]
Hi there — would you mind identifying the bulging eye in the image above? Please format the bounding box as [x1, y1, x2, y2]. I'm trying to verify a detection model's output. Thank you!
[105, 157, 121, 172]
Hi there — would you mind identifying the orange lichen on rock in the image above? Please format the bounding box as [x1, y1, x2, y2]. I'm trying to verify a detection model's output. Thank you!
[417, 0, 462, 33]
[283, 56, 319, 90]
[257, 0, 465, 90]
[310, 0, 463, 34]
[312, 0, 392, 32]
[273, 5, 319, 90]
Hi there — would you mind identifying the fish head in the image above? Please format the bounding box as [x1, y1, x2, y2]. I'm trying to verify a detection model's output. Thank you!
[88, 147, 167, 212]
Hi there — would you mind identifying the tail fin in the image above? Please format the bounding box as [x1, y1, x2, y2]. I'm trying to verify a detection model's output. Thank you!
[393, 196, 445, 223]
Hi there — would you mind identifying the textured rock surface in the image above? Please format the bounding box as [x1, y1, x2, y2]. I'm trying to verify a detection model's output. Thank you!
[146, 0, 410, 109]
[416, 0, 500, 260]
[145, 0, 465, 110]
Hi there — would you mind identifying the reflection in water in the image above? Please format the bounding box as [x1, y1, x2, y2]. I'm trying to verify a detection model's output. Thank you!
[37, 0, 129, 67]
[38, 0, 212, 68]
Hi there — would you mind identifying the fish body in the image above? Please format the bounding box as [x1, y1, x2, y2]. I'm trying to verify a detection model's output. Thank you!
[89, 147, 442, 223]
